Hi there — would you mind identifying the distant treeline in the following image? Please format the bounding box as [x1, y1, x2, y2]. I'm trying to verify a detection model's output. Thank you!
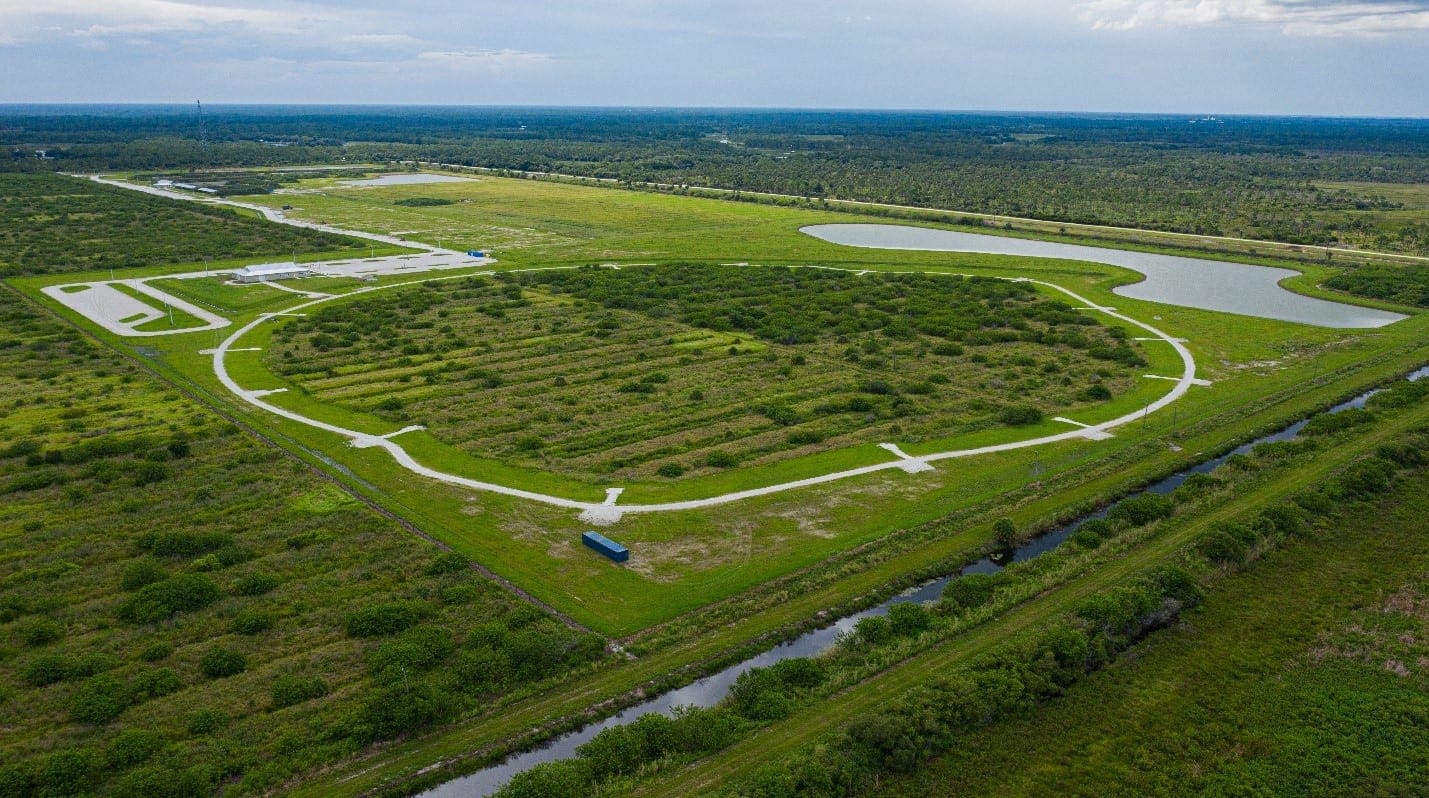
[4, 106, 1427, 253]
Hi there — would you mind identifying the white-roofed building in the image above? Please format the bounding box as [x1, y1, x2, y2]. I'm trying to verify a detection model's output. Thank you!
[231, 261, 314, 283]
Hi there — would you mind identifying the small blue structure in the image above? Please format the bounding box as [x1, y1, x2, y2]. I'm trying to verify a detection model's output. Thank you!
[467, 249, 486, 257]
[582, 531, 629, 563]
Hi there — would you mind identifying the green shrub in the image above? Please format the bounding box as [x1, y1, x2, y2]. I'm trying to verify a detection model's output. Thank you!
[139, 642, 173, 662]
[992, 517, 1019, 548]
[270, 676, 329, 709]
[121, 559, 167, 591]
[940, 572, 1003, 611]
[131, 461, 169, 486]
[1292, 489, 1335, 515]
[23, 653, 73, 686]
[1079, 383, 1112, 401]
[187, 708, 228, 735]
[116, 765, 211, 798]
[369, 625, 456, 677]
[131, 667, 182, 700]
[439, 582, 479, 605]
[351, 681, 456, 743]
[136, 531, 232, 559]
[234, 572, 280, 596]
[1107, 493, 1174, 527]
[887, 603, 931, 637]
[786, 429, 824, 445]
[1304, 407, 1374, 436]
[999, 405, 1043, 426]
[854, 615, 892, 646]
[344, 601, 430, 637]
[71, 675, 130, 724]
[729, 668, 796, 721]
[1199, 529, 1249, 564]
[0, 765, 29, 798]
[118, 573, 223, 623]
[231, 610, 273, 635]
[20, 617, 62, 647]
[705, 450, 738, 468]
[1146, 564, 1202, 607]
[769, 658, 827, 690]
[656, 462, 685, 478]
[35, 749, 94, 797]
[499, 759, 594, 798]
[199, 646, 246, 679]
[107, 728, 165, 769]
[451, 646, 509, 695]
[424, 551, 468, 575]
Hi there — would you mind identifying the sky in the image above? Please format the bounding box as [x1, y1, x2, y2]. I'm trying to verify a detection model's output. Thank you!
[0, 0, 1426, 116]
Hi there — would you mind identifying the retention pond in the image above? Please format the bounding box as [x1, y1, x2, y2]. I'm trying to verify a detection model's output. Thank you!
[425, 365, 1427, 797]
[800, 223, 1406, 329]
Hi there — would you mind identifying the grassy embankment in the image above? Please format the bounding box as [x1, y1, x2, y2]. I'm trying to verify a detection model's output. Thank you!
[874, 470, 1429, 797]
[628, 397, 1429, 796]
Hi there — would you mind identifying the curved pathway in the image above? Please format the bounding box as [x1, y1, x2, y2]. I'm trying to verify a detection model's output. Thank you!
[87, 172, 1200, 523]
[212, 268, 1198, 525]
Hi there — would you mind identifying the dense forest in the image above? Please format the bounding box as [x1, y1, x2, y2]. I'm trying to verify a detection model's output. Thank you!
[4, 106, 1427, 254]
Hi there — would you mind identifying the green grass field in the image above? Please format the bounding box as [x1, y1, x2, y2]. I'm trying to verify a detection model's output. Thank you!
[265, 265, 1145, 482]
[18, 170, 1429, 639]
[873, 470, 1429, 798]
[0, 288, 603, 797]
[624, 401, 1429, 798]
[11, 167, 1429, 797]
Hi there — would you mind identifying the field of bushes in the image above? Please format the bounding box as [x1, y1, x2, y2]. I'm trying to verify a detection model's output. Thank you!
[0, 289, 604, 795]
[0, 173, 367, 276]
[268, 265, 1143, 481]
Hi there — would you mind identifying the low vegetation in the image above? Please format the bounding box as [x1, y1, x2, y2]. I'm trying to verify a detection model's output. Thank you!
[1324, 261, 1429, 308]
[873, 467, 1429, 798]
[0, 173, 366, 276]
[268, 265, 1142, 480]
[0, 288, 604, 796]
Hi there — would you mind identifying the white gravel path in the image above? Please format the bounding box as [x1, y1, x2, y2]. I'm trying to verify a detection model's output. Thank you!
[83, 172, 1201, 523]
[210, 268, 1198, 525]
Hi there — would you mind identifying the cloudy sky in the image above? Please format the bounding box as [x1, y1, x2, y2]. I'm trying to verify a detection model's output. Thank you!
[0, 0, 1425, 115]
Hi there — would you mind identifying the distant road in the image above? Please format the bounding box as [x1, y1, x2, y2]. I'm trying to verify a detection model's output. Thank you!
[86, 174, 461, 255]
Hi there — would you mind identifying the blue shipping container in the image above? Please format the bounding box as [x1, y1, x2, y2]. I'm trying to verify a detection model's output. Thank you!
[467, 250, 485, 257]
[582, 531, 629, 563]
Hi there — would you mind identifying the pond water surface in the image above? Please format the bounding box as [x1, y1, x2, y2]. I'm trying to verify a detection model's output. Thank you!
[800, 223, 1406, 329]
[341, 174, 476, 187]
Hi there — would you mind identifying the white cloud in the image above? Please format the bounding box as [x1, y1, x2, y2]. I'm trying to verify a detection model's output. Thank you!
[0, 0, 320, 41]
[1079, 0, 1429, 36]
[414, 49, 553, 70]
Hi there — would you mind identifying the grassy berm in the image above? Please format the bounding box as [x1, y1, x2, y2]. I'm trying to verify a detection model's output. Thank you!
[875, 469, 1429, 798]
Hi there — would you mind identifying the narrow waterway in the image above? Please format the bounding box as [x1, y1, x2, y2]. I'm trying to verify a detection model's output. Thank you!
[424, 366, 1427, 797]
